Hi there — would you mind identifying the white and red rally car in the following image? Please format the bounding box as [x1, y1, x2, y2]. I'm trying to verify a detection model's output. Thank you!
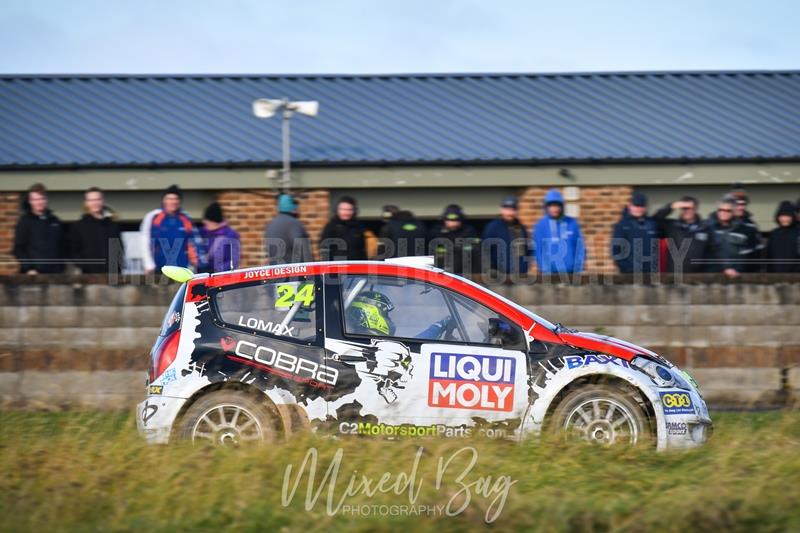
[137, 257, 711, 449]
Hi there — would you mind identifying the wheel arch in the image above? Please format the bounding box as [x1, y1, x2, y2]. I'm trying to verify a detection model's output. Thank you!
[171, 382, 311, 441]
[526, 366, 666, 447]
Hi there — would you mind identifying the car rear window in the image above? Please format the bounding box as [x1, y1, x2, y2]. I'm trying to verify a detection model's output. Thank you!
[159, 283, 187, 337]
[213, 278, 318, 344]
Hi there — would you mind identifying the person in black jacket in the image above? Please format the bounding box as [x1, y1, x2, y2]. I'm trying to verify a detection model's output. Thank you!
[765, 200, 800, 273]
[728, 189, 764, 272]
[380, 210, 428, 258]
[707, 195, 749, 278]
[13, 183, 66, 274]
[70, 187, 124, 274]
[319, 196, 367, 261]
[429, 204, 480, 275]
[654, 196, 718, 275]
[611, 192, 659, 273]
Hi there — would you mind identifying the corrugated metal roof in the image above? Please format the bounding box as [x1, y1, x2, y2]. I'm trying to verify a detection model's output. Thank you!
[1, 71, 799, 168]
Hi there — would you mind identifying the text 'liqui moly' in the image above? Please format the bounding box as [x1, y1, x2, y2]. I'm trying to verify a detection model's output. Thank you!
[427, 353, 516, 412]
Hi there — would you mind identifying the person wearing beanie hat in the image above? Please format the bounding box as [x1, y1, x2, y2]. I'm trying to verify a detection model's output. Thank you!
[264, 193, 312, 265]
[139, 183, 203, 273]
[430, 204, 480, 275]
[610, 191, 659, 274]
[765, 200, 800, 273]
[199, 202, 240, 273]
[482, 195, 530, 276]
[320, 196, 367, 261]
[532, 188, 586, 274]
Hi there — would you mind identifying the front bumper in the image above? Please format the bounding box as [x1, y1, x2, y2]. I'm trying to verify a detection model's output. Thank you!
[658, 388, 713, 449]
[136, 395, 187, 444]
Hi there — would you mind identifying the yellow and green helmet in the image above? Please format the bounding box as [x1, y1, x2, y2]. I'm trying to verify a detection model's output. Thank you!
[348, 290, 396, 335]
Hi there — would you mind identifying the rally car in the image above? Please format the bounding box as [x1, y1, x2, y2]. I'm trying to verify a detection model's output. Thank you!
[137, 257, 711, 450]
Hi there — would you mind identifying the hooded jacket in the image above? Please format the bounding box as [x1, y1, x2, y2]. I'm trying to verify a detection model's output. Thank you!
[381, 211, 428, 257]
[199, 222, 241, 273]
[70, 208, 123, 274]
[654, 203, 718, 274]
[533, 189, 586, 274]
[320, 203, 367, 261]
[264, 212, 312, 265]
[13, 201, 66, 274]
[611, 206, 659, 273]
[429, 221, 480, 275]
[765, 201, 800, 273]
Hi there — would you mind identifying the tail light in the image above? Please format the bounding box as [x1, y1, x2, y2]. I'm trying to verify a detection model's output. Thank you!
[149, 330, 181, 382]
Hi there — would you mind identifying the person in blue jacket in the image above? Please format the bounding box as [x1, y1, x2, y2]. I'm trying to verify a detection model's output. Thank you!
[481, 196, 530, 275]
[610, 191, 659, 273]
[533, 189, 586, 273]
[139, 184, 206, 273]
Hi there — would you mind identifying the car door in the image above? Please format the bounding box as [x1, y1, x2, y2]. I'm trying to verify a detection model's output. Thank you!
[322, 273, 529, 439]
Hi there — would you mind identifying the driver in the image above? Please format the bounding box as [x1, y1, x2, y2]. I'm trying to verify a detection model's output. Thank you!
[347, 290, 455, 339]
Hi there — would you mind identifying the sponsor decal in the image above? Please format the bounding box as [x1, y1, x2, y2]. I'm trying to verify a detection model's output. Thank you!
[236, 315, 295, 337]
[564, 354, 630, 369]
[666, 421, 688, 435]
[327, 340, 414, 404]
[141, 401, 157, 425]
[660, 391, 695, 415]
[337, 422, 509, 439]
[161, 368, 177, 385]
[149, 385, 163, 395]
[225, 338, 338, 388]
[243, 265, 307, 280]
[428, 353, 515, 412]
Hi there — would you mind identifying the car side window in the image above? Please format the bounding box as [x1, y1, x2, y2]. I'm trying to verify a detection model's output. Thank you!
[213, 278, 318, 343]
[341, 275, 458, 342]
[450, 292, 504, 345]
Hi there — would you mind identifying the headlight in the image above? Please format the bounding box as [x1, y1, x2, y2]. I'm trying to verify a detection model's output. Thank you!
[631, 356, 692, 391]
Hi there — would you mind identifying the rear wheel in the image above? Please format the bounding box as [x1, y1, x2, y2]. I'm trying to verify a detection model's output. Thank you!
[551, 384, 649, 446]
[178, 390, 277, 446]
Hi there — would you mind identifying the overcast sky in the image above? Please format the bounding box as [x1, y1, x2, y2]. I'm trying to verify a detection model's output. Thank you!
[1, 0, 798, 74]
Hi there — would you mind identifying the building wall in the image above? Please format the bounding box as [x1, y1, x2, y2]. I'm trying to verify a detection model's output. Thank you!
[0, 193, 20, 276]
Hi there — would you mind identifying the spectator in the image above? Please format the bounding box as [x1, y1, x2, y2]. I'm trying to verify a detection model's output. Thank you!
[13, 183, 66, 274]
[765, 200, 800, 273]
[199, 202, 240, 273]
[611, 191, 658, 273]
[70, 187, 123, 274]
[728, 188, 764, 272]
[139, 184, 203, 273]
[533, 189, 586, 274]
[376, 205, 400, 258]
[381, 210, 428, 257]
[429, 204, 480, 275]
[264, 193, 312, 265]
[708, 195, 749, 278]
[320, 196, 367, 261]
[654, 196, 717, 274]
[482, 196, 530, 275]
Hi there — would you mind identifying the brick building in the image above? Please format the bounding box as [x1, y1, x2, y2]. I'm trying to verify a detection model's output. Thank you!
[1, 71, 799, 274]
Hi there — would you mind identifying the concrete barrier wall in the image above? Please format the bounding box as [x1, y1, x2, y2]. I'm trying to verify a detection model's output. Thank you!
[1, 276, 799, 410]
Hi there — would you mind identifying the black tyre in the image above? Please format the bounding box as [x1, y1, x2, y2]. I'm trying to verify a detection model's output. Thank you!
[178, 390, 277, 446]
[550, 384, 650, 446]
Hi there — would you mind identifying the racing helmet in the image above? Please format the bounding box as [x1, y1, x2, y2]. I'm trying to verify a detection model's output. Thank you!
[347, 290, 396, 336]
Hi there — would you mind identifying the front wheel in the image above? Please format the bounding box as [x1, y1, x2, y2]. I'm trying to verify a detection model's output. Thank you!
[550, 384, 650, 446]
[178, 390, 277, 446]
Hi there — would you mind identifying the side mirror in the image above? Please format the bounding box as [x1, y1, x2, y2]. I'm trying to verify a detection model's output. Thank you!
[488, 318, 521, 348]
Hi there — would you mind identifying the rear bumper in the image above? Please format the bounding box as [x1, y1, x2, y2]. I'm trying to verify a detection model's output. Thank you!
[136, 395, 187, 444]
